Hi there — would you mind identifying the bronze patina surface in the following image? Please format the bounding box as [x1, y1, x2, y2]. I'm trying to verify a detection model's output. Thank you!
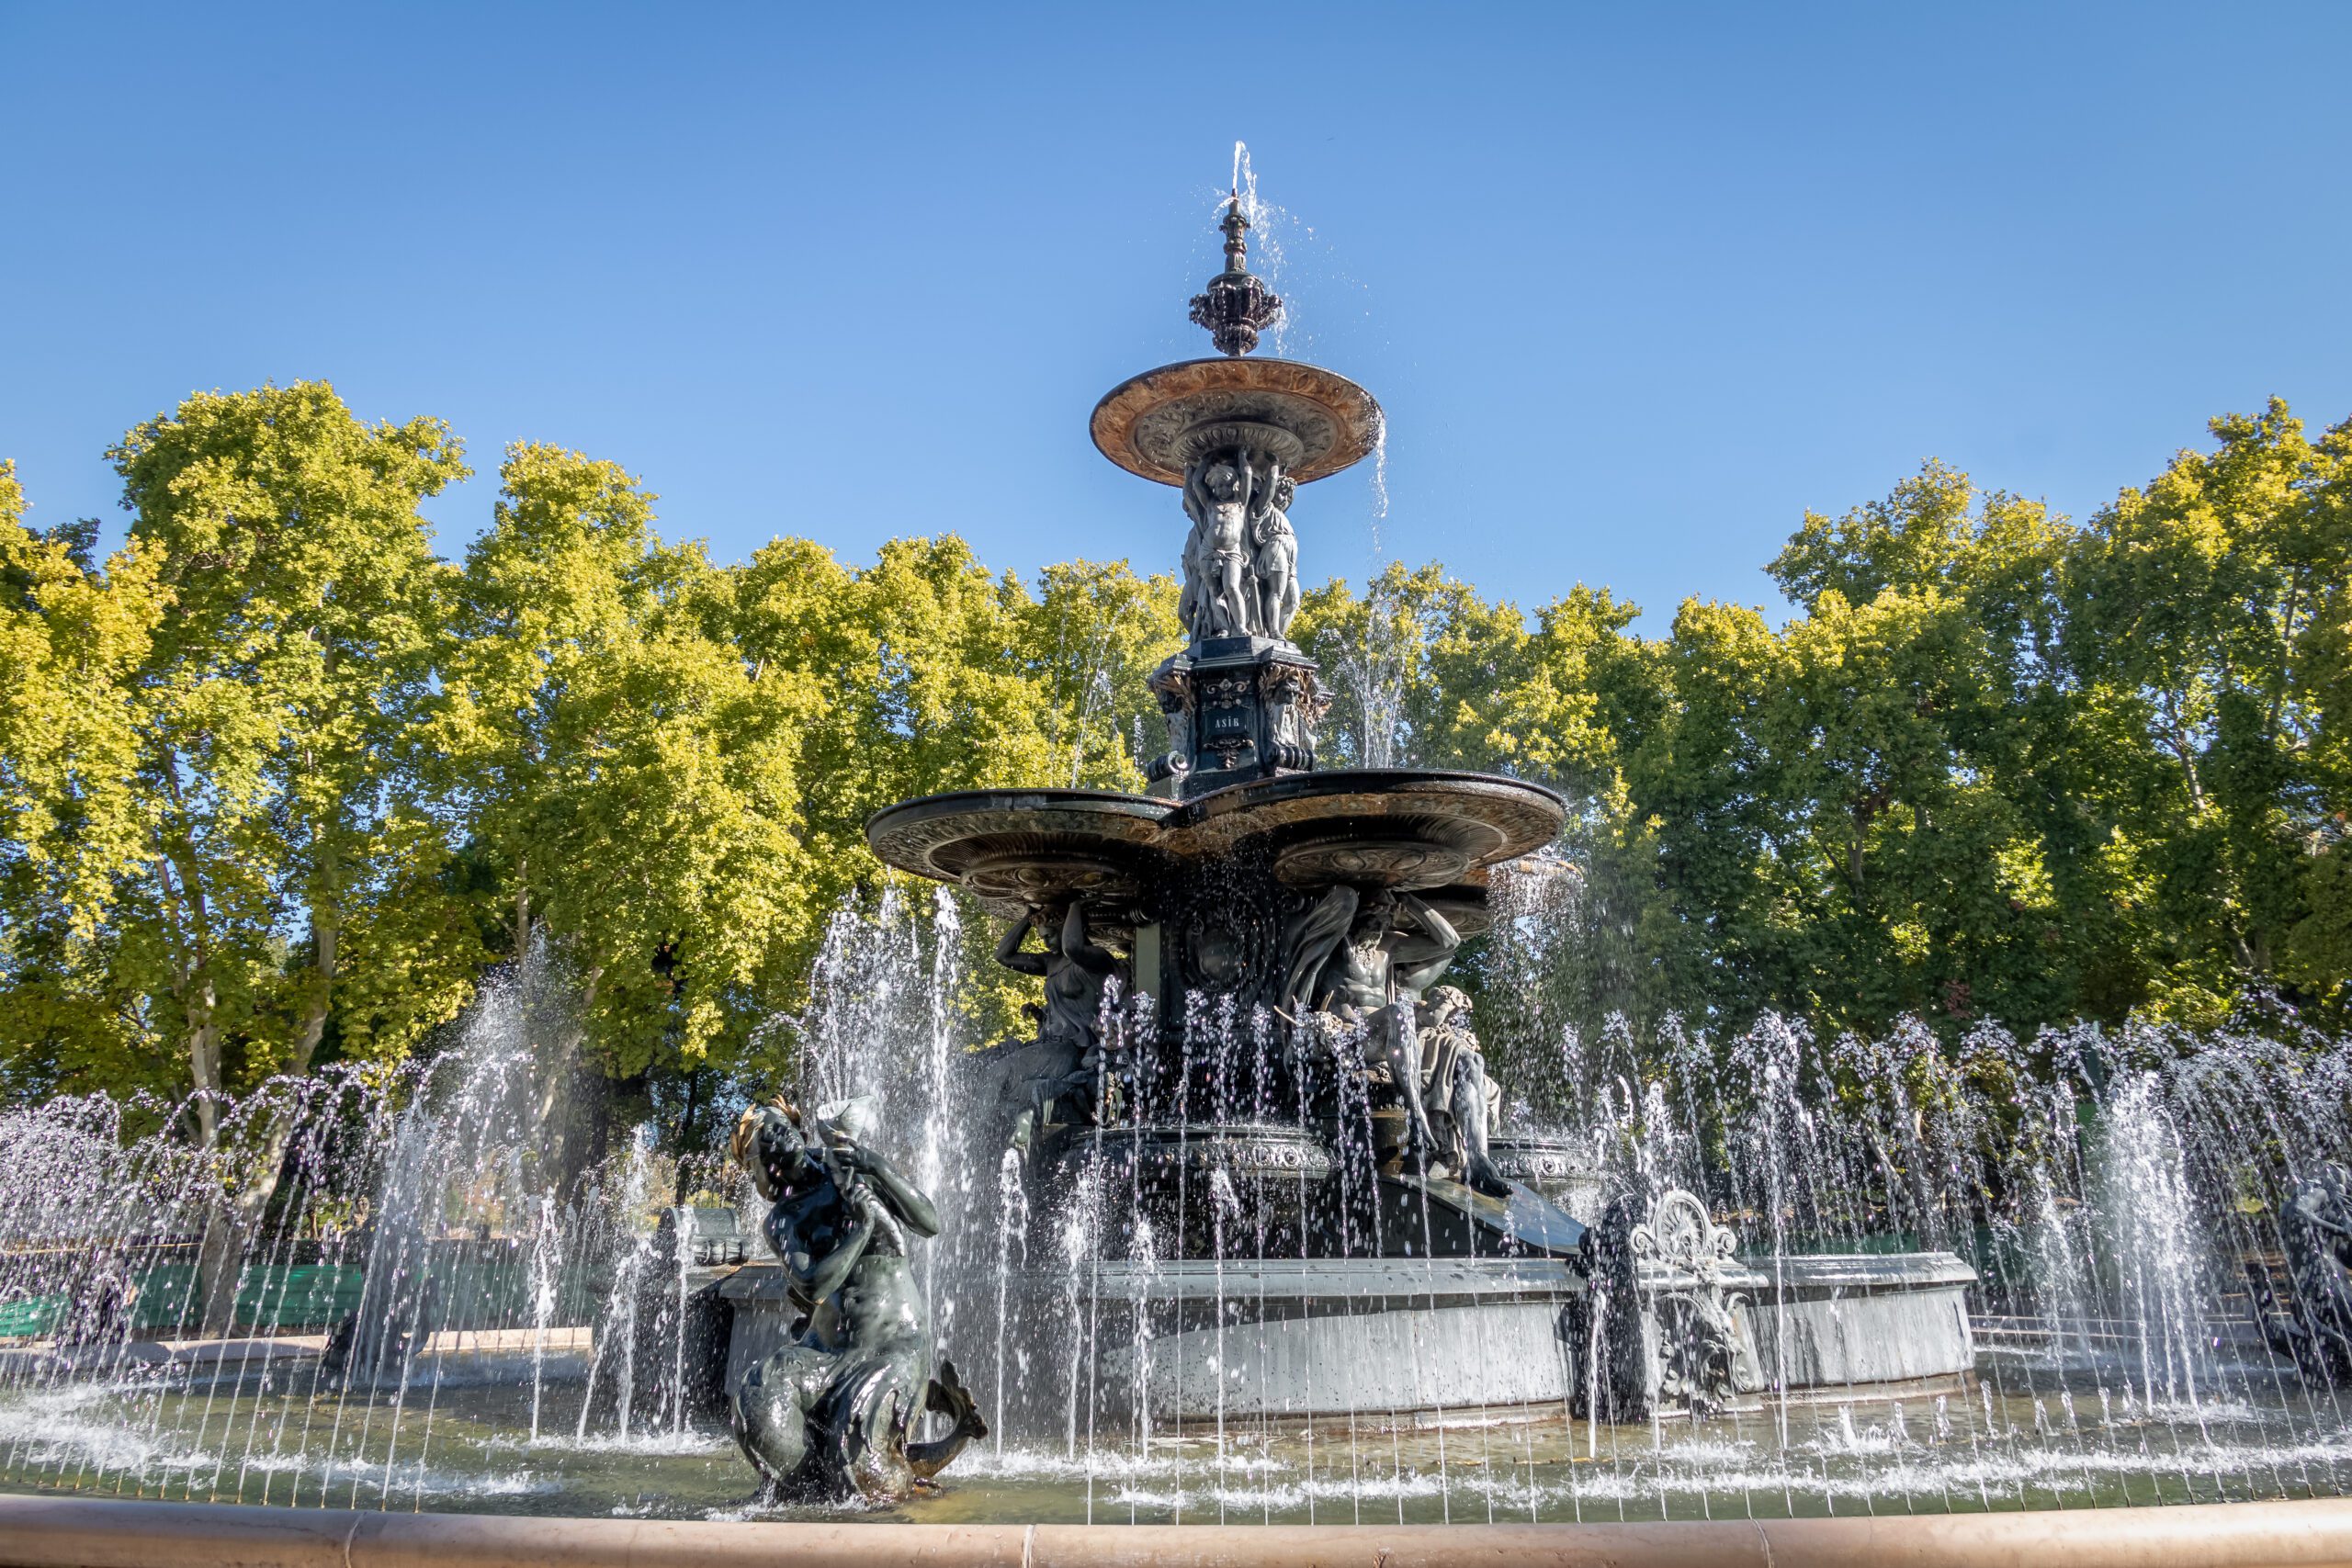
[864, 790, 1172, 917]
[1090, 356, 1384, 487]
[865, 772, 1563, 908]
[1159, 768, 1566, 871]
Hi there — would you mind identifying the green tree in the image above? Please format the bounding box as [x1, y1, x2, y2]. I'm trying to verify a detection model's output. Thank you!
[435, 445, 825, 1179]
[1294, 560, 1532, 772]
[1023, 558, 1182, 791]
[2064, 400, 2352, 1020]
[0, 461, 167, 1096]
[1751, 465, 2087, 1031]
[107, 383, 468, 1321]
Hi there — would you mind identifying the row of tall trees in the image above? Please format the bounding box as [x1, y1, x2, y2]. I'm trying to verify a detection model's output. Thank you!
[0, 385, 1176, 1164]
[3, 384, 2346, 1156]
[1297, 404, 2350, 1041]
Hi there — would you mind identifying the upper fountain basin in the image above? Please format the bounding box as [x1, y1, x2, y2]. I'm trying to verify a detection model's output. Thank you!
[865, 768, 1565, 917]
[1091, 357, 1385, 486]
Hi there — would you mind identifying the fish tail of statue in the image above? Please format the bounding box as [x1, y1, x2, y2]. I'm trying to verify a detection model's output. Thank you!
[729, 1355, 811, 1493]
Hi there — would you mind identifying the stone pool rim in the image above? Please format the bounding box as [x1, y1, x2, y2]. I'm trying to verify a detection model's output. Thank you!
[3, 1495, 2350, 1568]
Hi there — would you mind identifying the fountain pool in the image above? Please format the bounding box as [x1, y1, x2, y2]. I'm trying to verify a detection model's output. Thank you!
[3, 182, 2350, 1549]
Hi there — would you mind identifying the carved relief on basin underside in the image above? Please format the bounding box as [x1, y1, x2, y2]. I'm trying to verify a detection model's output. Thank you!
[1273, 839, 1471, 890]
[958, 852, 1140, 908]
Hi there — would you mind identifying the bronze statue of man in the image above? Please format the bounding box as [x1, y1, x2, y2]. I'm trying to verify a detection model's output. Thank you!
[1282, 884, 1460, 1163]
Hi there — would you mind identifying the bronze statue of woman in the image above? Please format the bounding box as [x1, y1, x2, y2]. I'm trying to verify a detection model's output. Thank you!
[728, 1098, 985, 1502]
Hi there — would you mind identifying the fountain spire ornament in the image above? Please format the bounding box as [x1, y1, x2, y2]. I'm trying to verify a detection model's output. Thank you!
[1089, 193, 1383, 795]
[1188, 193, 1283, 356]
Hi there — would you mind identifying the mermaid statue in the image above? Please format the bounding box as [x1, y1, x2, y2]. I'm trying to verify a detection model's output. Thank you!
[727, 1096, 986, 1502]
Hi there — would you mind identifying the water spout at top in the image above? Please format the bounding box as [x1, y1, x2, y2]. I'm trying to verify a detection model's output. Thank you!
[1188, 176, 1283, 356]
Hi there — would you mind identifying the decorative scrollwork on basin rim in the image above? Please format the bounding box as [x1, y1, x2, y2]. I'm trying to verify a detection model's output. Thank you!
[1630, 1188, 1740, 1284]
[1487, 1142, 1588, 1182]
[1114, 1124, 1336, 1180]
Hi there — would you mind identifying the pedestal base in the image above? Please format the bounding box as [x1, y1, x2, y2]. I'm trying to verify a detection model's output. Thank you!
[1146, 638, 1324, 800]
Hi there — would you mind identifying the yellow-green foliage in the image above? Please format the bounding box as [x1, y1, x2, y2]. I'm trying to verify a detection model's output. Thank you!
[1, 387, 2346, 1125]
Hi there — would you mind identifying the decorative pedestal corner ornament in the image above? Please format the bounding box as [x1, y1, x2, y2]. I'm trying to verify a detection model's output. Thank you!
[1573, 1188, 1765, 1421]
[727, 1101, 986, 1503]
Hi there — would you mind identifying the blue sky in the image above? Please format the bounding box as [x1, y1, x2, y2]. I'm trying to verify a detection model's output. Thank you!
[4, 4, 2347, 630]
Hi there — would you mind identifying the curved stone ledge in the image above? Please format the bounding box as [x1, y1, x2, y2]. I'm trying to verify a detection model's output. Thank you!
[6, 1494, 2352, 1568]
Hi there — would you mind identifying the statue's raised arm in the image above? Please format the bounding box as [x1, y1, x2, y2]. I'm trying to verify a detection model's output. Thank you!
[834, 1139, 942, 1240]
[1389, 892, 1460, 968]
[1061, 897, 1116, 979]
[995, 909, 1048, 977]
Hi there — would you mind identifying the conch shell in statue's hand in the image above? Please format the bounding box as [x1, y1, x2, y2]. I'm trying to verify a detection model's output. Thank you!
[815, 1094, 881, 1145]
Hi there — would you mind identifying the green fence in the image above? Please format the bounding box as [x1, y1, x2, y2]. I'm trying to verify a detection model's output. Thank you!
[0, 1242, 605, 1340]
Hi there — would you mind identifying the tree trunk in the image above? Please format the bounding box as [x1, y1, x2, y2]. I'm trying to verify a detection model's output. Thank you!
[187, 975, 248, 1336]
[198, 916, 339, 1333]
[187, 978, 246, 1335]
[186, 975, 221, 1148]
[514, 856, 531, 960]
[673, 1067, 705, 1206]
[2160, 692, 2210, 814]
[287, 915, 338, 1077]
[535, 963, 605, 1201]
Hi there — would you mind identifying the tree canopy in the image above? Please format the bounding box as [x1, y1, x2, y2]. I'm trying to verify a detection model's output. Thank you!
[2, 383, 2345, 1150]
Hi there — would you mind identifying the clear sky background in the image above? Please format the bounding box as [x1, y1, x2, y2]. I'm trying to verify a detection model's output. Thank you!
[4, 4, 2348, 630]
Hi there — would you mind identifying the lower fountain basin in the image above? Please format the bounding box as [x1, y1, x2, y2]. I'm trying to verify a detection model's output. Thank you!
[985, 1247, 1979, 1429]
[1031, 1256, 1585, 1428]
[714, 1234, 1977, 1435]
[1730, 1252, 1980, 1394]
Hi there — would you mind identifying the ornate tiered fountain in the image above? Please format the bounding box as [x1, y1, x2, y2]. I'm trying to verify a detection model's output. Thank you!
[852, 199, 1976, 1433]
[21, 189, 2352, 1546]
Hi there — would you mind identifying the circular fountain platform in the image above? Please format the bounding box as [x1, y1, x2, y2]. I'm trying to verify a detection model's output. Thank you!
[864, 788, 1171, 915]
[1162, 769, 1565, 887]
[866, 771, 1565, 912]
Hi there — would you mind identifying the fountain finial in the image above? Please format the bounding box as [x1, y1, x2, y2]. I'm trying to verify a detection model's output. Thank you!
[1219, 192, 1250, 271]
[1189, 194, 1283, 356]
